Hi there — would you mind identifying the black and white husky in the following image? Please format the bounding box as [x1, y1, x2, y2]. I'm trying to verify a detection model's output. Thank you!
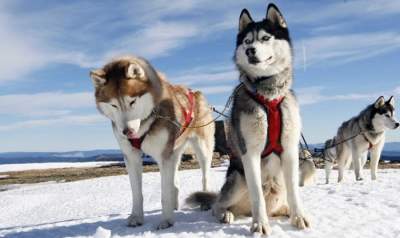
[325, 96, 399, 183]
[187, 4, 309, 235]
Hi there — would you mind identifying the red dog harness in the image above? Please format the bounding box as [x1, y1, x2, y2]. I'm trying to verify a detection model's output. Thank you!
[250, 92, 285, 158]
[129, 91, 195, 150]
[362, 133, 374, 150]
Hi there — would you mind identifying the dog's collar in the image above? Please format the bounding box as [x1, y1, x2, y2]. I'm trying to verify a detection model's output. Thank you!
[240, 75, 273, 93]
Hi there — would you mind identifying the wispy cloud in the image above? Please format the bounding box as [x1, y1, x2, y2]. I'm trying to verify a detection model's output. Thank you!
[195, 85, 234, 95]
[173, 68, 238, 86]
[296, 31, 400, 67]
[297, 85, 400, 105]
[0, 91, 94, 117]
[290, 0, 400, 25]
[0, 91, 104, 131]
[0, 114, 105, 131]
[0, 0, 253, 82]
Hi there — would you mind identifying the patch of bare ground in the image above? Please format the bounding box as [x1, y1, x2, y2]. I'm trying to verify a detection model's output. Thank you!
[0, 153, 226, 187]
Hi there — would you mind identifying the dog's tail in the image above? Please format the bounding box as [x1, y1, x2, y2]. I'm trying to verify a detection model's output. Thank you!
[185, 191, 218, 210]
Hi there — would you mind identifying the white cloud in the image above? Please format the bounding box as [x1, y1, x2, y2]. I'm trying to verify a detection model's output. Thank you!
[295, 31, 400, 67]
[0, 0, 252, 82]
[0, 114, 106, 131]
[290, 0, 400, 25]
[0, 91, 94, 117]
[0, 14, 51, 82]
[297, 86, 400, 105]
[174, 69, 238, 86]
[105, 21, 200, 60]
[194, 85, 234, 95]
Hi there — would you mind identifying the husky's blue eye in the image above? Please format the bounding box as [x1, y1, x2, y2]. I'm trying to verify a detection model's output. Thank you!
[244, 39, 251, 44]
[262, 36, 271, 41]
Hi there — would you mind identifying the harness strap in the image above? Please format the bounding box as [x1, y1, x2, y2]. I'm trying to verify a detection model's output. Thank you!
[129, 137, 143, 150]
[180, 91, 195, 136]
[128, 90, 195, 150]
[249, 91, 285, 158]
[361, 133, 374, 149]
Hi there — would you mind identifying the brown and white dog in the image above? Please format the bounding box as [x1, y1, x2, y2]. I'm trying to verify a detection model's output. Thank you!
[90, 56, 215, 229]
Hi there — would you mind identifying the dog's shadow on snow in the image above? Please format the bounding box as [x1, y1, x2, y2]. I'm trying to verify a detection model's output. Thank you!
[2, 209, 258, 238]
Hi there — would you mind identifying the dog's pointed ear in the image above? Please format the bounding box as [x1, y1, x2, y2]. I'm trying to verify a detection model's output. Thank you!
[266, 3, 287, 28]
[387, 96, 395, 107]
[374, 96, 385, 108]
[90, 69, 106, 87]
[126, 63, 145, 80]
[239, 9, 253, 32]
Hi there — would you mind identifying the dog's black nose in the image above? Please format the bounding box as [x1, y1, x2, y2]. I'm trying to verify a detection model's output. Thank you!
[395, 122, 400, 129]
[122, 128, 130, 135]
[246, 47, 256, 57]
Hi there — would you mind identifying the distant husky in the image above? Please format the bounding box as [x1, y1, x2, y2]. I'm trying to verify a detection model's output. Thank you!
[186, 4, 309, 235]
[325, 96, 399, 183]
[90, 56, 215, 229]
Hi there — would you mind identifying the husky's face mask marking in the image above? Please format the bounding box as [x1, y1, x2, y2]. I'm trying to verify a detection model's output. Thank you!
[235, 5, 292, 78]
[372, 96, 399, 130]
[90, 59, 156, 135]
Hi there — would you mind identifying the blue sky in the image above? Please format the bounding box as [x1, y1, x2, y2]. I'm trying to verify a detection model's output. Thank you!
[0, 0, 400, 152]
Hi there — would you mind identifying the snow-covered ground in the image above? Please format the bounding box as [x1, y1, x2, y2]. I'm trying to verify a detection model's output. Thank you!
[1, 166, 400, 238]
[0, 162, 121, 173]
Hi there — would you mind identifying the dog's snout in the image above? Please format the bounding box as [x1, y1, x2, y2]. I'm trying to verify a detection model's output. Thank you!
[246, 47, 256, 57]
[122, 128, 130, 135]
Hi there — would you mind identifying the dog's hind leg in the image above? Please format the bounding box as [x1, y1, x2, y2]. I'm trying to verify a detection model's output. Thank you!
[360, 151, 368, 168]
[190, 136, 213, 192]
[325, 160, 333, 184]
[213, 171, 247, 224]
[369, 140, 384, 180]
[337, 147, 350, 183]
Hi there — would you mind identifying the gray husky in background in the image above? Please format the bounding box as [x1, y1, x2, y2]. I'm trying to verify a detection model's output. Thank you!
[187, 4, 309, 235]
[325, 96, 399, 183]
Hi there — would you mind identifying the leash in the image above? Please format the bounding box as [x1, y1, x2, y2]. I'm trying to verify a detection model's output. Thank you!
[313, 128, 382, 156]
[153, 84, 243, 129]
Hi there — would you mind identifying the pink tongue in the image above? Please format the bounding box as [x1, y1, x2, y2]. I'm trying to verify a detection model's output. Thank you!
[127, 130, 139, 139]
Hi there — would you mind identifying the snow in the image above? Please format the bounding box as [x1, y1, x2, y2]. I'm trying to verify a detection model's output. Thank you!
[1, 166, 400, 238]
[0, 162, 121, 173]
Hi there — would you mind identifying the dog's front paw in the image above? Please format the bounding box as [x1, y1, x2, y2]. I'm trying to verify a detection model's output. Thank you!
[290, 214, 310, 229]
[250, 221, 272, 235]
[220, 210, 235, 224]
[127, 214, 144, 227]
[157, 219, 174, 230]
